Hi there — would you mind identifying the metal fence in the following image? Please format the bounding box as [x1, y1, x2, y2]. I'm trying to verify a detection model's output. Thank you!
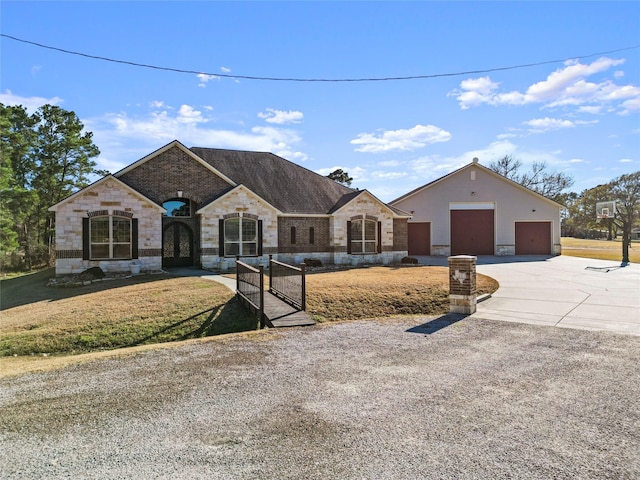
[236, 260, 264, 327]
[269, 256, 306, 311]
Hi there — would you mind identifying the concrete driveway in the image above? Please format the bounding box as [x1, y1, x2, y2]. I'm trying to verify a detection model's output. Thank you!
[418, 255, 640, 336]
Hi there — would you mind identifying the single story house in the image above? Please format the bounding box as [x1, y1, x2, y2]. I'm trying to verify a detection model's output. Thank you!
[49, 140, 410, 275]
[390, 158, 563, 256]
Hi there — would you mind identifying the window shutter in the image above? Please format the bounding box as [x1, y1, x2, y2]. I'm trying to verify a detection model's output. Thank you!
[218, 219, 224, 257]
[291, 226, 296, 245]
[82, 218, 90, 260]
[258, 220, 263, 256]
[377, 221, 382, 254]
[132, 219, 139, 259]
[347, 221, 352, 254]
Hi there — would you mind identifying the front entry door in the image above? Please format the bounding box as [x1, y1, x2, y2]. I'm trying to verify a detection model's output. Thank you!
[163, 222, 194, 267]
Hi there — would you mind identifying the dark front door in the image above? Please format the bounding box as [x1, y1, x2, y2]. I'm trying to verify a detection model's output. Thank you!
[163, 222, 194, 267]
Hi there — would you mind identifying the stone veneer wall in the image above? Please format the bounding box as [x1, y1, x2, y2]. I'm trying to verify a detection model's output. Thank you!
[199, 187, 279, 270]
[53, 178, 163, 275]
[331, 193, 404, 266]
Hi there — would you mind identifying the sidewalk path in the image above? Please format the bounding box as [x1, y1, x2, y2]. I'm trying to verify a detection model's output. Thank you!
[164, 266, 236, 292]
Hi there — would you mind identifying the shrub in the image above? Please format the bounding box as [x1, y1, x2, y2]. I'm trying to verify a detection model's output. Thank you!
[401, 256, 418, 264]
[303, 258, 323, 268]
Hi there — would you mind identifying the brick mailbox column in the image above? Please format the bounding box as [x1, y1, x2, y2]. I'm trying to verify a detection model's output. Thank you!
[448, 255, 477, 314]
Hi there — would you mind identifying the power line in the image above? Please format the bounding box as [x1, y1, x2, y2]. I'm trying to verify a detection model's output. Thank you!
[2, 33, 639, 83]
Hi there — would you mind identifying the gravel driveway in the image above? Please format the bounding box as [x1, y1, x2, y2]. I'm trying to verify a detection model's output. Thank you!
[1, 317, 639, 479]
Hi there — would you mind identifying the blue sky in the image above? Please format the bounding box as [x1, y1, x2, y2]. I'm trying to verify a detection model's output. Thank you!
[2, 1, 639, 202]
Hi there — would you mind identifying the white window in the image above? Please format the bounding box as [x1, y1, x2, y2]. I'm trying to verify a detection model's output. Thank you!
[90, 215, 131, 259]
[224, 217, 257, 256]
[351, 219, 377, 254]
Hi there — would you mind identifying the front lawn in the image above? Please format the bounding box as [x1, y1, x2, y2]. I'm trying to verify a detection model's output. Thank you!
[1, 266, 498, 358]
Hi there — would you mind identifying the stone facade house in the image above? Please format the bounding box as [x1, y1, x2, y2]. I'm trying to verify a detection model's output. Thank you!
[390, 159, 563, 257]
[49, 140, 410, 275]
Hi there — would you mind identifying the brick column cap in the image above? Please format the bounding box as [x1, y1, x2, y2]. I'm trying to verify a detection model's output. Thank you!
[448, 255, 477, 261]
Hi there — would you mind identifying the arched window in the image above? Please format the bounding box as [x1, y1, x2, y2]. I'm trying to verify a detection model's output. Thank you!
[90, 215, 132, 259]
[350, 218, 377, 254]
[163, 199, 191, 217]
[224, 217, 258, 256]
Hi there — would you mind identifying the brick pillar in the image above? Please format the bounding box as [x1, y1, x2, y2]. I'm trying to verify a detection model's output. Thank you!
[448, 255, 477, 314]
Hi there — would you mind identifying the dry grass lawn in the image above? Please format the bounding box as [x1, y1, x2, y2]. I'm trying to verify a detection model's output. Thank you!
[307, 266, 497, 322]
[1, 266, 498, 363]
[1, 270, 252, 358]
[561, 237, 639, 263]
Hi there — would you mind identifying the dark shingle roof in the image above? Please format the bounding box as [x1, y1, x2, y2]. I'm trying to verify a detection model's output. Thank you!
[190, 147, 356, 214]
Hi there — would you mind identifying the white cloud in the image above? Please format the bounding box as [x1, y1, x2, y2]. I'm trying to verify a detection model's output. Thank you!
[85, 103, 308, 173]
[150, 100, 165, 109]
[578, 105, 602, 114]
[523, 117, 575, 133]
[619, 158, 633, 163]
[351, 124, 451, 153]
[197, 73, 219, 87]
[451, 57, 638, 114]
[0, 90, 63, 112]
[221, 67, 231, 73]
[619, 96, 640, 115]
[177, 104, 207, 124]
[257, 108, 304, 125]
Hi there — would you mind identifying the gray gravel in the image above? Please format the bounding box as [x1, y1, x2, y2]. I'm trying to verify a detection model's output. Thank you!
[1, 317, 639, 479]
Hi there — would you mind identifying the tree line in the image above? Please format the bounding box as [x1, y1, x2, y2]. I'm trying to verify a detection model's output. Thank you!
[1, 103, 639, 272]
[1, 103, 102, 271]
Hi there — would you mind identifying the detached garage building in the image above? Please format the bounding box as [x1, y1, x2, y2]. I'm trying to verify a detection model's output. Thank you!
[390, 159, 563, 257]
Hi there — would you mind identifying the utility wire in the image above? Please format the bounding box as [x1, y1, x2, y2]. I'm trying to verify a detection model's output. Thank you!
[2, 33, 639, 83]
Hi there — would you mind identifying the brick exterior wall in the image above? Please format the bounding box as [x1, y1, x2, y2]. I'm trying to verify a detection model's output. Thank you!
[393, 218, 408, 251]
[118, 146, 231, 207]
[278, 217, 331, 253]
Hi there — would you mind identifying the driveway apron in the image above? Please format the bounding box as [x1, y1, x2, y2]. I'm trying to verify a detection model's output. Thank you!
[474, 256, 640, 335]
[417, 255, 640, 336]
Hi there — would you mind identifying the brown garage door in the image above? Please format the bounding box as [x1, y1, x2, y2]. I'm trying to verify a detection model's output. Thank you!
[408, 222, 430, 255]
[515, 222, 551, 255]
[450, 209, 494, 255]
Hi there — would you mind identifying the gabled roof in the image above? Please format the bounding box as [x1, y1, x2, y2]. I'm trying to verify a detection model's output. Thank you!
[191, 146, 358, 214]
[196, 184, 282, 215]
[115, 140, 236, 187]
[329, 189, 412, 217]
[48, 175, 166, 213]
[390, 161, 564, 209]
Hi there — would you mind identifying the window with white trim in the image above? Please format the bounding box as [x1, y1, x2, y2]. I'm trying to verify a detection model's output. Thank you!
[351, 218, 377, 253]
[90, 215, 132, 259]
[224, 217, 257, 256]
